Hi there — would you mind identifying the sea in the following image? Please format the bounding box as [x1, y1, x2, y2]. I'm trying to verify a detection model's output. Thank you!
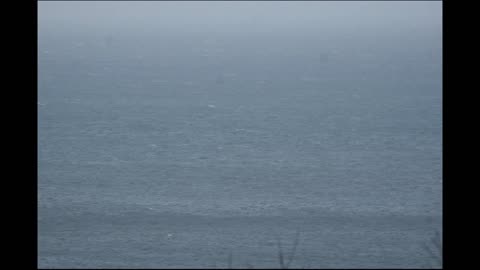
[38, 26, 442, 268]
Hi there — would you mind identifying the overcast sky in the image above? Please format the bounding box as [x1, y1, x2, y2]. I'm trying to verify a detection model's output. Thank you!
[39, 1, 442, 34]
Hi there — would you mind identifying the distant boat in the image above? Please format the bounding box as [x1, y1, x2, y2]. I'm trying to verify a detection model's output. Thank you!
[104, 35, 113, 48]
[215, 76, 224, 84]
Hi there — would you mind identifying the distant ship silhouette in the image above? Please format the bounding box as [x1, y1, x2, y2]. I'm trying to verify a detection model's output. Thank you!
[104, 35, 113, 48]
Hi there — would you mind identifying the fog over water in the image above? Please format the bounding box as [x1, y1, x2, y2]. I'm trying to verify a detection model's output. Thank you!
[38, 1, 442, 268]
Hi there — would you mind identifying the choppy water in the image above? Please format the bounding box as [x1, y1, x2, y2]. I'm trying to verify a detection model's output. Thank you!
[38, 28, 442, 268]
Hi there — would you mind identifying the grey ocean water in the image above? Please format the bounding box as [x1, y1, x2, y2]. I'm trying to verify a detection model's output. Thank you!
[38, 2, 442, 268]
